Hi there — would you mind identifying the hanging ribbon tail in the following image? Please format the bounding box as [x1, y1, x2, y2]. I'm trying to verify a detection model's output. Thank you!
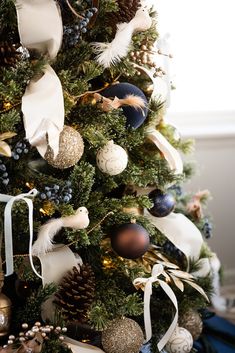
[15, 0, 63, 59]
[133, 264, 178, 350]
[22, 65, 64, 158]
[146, 128, 183, 175]
[64, 337, 105, 353]
[0, 189, 42, 278]
[144, 210, 203, 261]
[133, 64, 169, 103]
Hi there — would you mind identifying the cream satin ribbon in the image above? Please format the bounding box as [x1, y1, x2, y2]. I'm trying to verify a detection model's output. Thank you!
[0, 189, 42, 279]
[64, 337, 105, 353]
[144, 210, 203, 261]
[146, 128, 183, 175]
[133, 264, 178, 351]
[15, 0, 63, 59]
[15, 0, 64, 158]
[22, 64, 64, 158]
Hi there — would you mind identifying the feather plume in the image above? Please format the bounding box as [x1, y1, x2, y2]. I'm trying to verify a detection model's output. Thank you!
[32, 218, 64, 255]
[119, 94, 146, 111]
[92, 7, 152, 68]
[32, 207, 89, 256]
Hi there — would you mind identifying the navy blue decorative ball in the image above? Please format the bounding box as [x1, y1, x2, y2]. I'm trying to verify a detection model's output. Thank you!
[111, 223, 150, 259]
[148, 189, 175, 217]
[102, 83, 148, 129]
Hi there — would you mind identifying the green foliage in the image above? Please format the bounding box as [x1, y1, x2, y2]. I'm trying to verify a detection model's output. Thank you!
[14, 284, 57, 327]
[0, 0, 214, 344]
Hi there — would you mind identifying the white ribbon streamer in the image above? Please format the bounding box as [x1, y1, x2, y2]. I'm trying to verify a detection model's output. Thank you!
[15, 0, 64, 157]
[15, 0, 63, 59]
[65, 337, 105, 353]
[0, 189, 42, 279]
[145, 210, 203, 260]
[146, 128, 183, 175]
[22, 65, 64, 158]
[133, 264, 178, 351]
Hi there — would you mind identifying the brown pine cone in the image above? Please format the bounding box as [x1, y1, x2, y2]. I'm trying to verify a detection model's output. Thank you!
[108, 0, 141, 29]
[54, 264, 95, 324]
[0, 42, 20, 66]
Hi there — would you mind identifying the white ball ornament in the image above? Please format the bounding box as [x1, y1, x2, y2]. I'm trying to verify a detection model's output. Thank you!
[165, 326, 193, 353]
[96, 140, 128, 176]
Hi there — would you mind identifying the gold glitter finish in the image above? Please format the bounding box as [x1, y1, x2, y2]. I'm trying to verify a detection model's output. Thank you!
[45, 125, 84, 169]
[102, 317, 144, 353]
[179, 309, 203, 340]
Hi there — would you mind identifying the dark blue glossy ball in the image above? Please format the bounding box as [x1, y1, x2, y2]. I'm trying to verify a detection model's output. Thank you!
[148, 189, 175, 217]
[102, 83, 148, 129]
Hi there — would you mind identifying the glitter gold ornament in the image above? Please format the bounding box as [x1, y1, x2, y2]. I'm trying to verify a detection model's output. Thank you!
[179, 309, 203, 340]
[165, 326, 193, 353]
[101, 317, 144, 353]
[44, 125, 84, 169]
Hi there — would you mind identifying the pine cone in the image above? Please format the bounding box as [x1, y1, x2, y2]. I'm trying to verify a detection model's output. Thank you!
[54, 265, 95, 323]
[0, 42, 20, 66]
[108, 0, 141, 29]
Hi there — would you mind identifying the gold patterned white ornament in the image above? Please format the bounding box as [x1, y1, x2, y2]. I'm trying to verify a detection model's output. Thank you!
[165, 326, 193, 353]
[96, 140, 128, 176]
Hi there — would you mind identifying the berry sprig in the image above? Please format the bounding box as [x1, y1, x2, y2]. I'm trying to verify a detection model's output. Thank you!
[39, 181, 73, 205]
[63, 7, 98, 47]
[0, 159, 9, 185]
[12, 140, 29, 160]
[202, 218, 213, 239]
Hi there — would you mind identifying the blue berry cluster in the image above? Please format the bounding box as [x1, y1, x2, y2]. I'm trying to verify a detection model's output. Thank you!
[0, 160, 9, 186]
[63, 7, 98, 47]
[12, 141, 29, 160]
[163, 240, 184, 261]
[202, 218, 213, 239]
[39, 181, 73, 205]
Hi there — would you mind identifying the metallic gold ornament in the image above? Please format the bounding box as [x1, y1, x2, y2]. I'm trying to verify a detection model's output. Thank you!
[122, 206, 143, 216]
[0, 292, 12, 337]
[44, 125, 84, 169]
[179, 309, 203, 340]
[102, 317, 144, 353]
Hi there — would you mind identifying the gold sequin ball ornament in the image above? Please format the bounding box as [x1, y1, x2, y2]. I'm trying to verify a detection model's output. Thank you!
[165, 326, 193, 353]
[96, 140, 128, 176]
[44, 125, 84, 169]
[101, 317, 144, 353]
[179, 309, 203, 340]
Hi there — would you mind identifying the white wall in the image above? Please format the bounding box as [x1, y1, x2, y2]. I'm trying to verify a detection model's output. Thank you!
[176, 116, 235, 272]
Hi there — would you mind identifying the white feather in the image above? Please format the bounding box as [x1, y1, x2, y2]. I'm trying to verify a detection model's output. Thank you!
[92, 7, 152, 68]
[32, 207, 90, 257]
[32, 218, 63, 256]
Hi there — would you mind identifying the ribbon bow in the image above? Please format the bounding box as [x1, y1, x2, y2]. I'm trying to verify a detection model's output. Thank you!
[133, 264, 178, 351]
[0, 189, 42, 279]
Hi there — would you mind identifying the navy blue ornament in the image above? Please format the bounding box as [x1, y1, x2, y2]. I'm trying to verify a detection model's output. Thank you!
[102, 83, 148, 129]
[148, 189, 175, 217]
[111, 223, 150, 259]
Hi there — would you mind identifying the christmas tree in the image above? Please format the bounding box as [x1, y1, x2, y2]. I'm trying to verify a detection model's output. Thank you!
[0, 1, 222, 353]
